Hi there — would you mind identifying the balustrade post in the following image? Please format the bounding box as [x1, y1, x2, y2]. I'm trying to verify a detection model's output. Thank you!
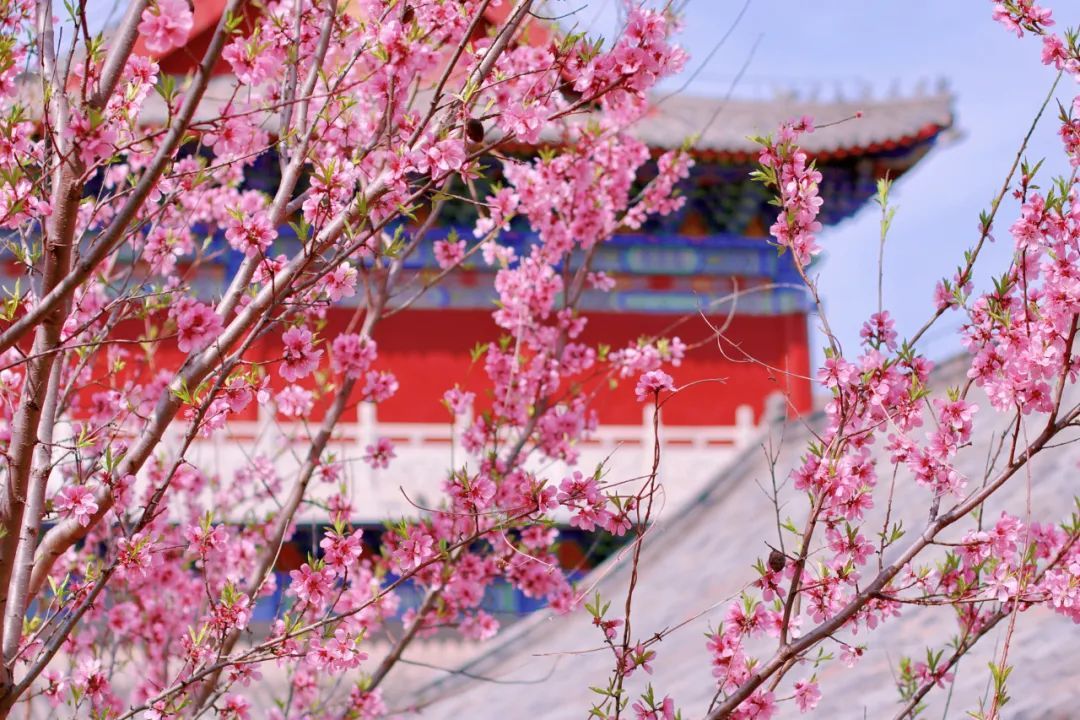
[641, 403, 659, 479]
[358, 402, 377, 491]
[734, 404, 755, 448]
[451, 408, 472, 470]
[255, 392, 274, 455]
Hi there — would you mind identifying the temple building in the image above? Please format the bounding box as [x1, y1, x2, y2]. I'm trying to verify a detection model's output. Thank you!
[91, 3, 955, 616]
[171, 91, 951, 620]
[173, 90, 953, 512]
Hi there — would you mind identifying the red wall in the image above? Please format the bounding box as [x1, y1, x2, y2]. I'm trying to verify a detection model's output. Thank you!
[69, 308, 811, 428]
[367, 308, 811, 426]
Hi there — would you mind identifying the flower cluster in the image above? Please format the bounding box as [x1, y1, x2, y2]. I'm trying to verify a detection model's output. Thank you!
[0, 0, 696, 716]
[691, 8, 1080, 716]
[753, 117, 823, 266]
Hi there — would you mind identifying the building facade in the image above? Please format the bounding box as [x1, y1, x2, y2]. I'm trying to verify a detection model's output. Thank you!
[62, 3, 955, 617]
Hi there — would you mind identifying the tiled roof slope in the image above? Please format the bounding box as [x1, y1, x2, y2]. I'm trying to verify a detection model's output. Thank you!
[634, 92, 954, 157]
[404, 356, 1079, 719]
[130, 83, 952, 159]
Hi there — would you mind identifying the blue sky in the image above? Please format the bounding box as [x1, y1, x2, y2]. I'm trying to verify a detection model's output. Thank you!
[588, 1, 1080, 362]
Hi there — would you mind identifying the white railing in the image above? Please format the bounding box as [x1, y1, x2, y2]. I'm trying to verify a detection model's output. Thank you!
[174, 403, 762, 522]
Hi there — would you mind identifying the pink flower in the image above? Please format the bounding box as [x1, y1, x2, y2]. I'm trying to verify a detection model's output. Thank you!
[183, 523, 226, 557]
[210, 593, 252, 637]
[363, 437, 396, 469]
[66, 112, 118, 166]
[818, 356, 855, 389]
[138, 0, 193, 55]
[840, 644, 864, 667]
[741, 690, 777, 719]
[635, 369, 674, 402]
[860, 311, 897, 349]
[593, 615, 623, 640]
[759, 123, 823, 265]
[618, 643, 655, 678]
[459, 610, 499, 640]
[331, 333, 377, 378]
[434, 237, 466, 269]
[254, 253, 287, 284]
[318, 459, 343, 484]
[502, 103, 545, 144]
[41, 670, 66, 708]
[279, 326, 322, 382]
[224, 211, 277, 258]
[443, 386, 474, 415]
[632, 695, 675, 720]
[395, 530, 435, 570]
[222, 37, 283, 85]
[424, 138, 467, 175]
[276, 385, 314, 417]
[992, 0, 1053, 37]
[793, 679, 821, 712]
[322, 263, 357, 301]
[73, 658, 109, 704]
[913, 660, 955, 689]
[363, 370, 399, 402]
[587, 271, 616, 291]
[54, 485, 98, 527]
[348, 688, 387, 719]
[219, 694, 251, 720]
[227, 664, 262, 688]
[307, 628, 367, 672]
[320, 531, 363, 572]
[933, 279, 957, 311]
[288, 563, 335, 607]
[115, 533, 152, 578]
[987, 564, 1019, 602]
[171, 298, 223, 353]
[1041, 34, 1069, 68]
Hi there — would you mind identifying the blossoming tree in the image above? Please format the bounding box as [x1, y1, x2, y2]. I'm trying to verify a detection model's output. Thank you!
[1, 0, 1079, 718]
[0, 0, 693, 717]
[579, 3, 1080, 719]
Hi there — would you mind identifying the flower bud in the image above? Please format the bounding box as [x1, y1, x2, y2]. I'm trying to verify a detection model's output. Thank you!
[466, 118, 485, 143]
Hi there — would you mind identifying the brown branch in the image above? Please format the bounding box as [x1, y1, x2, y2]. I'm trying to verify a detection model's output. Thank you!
[0, 0, 83, 672]
[89, 1, 149, 110]
[0, 0, 245, 357]
[0, 358, 61, 663]
[706, 417, 1063, 719]
[185, 374, 358, 714]
[891, 530, 1080, 720]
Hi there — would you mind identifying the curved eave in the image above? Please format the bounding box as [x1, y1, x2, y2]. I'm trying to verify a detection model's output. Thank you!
[495, 117, 947, 171]
[687, 119, 947, 165]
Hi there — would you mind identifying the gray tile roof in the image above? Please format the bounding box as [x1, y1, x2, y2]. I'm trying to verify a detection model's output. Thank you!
[398, 356, 1080, 719]
[130, 81, 953, 156]
[633, 92, 954, 155]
